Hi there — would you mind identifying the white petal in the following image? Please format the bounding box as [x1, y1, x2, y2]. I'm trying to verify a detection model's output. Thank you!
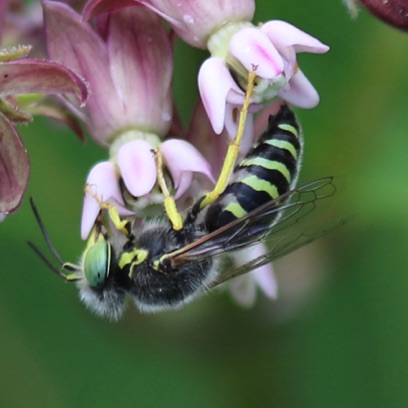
[230, 27, 284, 79]
[233, 244, 278, 301]
[253, 264, 278, 299]
[198, 57, 238, 134]
[173, 172, 193, 200]
[227, 275, 257, 308]
[261, 20, 330, 55]
[224, 105, 255, 154]
[161, 139, 214, 198]
[278, 70, 320, 108]
[117, 140, 157, 197]
[81, 161, 123, 239]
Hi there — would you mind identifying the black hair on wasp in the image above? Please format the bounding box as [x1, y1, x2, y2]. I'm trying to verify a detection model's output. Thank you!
[29, 105, 337, 320]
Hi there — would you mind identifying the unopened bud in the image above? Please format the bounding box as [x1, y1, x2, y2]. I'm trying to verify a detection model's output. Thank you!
[360, 0, 408, 31]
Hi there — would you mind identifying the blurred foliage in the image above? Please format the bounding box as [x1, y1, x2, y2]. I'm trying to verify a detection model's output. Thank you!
[1, 1, 408, 407]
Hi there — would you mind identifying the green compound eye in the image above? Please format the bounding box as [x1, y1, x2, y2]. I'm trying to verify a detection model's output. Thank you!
[83, 242, 111, 287]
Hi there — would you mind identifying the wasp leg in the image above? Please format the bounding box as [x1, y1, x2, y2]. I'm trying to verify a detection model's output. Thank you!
[198, 70, 257, 210]
[154, 148, 183, 231]
[60, 262, 83, 281]
[84, 184, 131, 237]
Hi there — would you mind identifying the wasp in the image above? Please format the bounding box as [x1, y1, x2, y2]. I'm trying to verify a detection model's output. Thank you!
[29, 102, 337, 320]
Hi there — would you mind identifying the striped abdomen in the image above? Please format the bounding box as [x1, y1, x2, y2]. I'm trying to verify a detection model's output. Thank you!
[204, 104, 302, 232]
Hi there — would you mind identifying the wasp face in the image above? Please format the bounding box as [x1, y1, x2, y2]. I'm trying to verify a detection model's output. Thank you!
[77, 240, 129, 320]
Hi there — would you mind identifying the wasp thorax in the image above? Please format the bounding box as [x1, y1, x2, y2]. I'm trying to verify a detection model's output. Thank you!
[125, 221, 217, 313]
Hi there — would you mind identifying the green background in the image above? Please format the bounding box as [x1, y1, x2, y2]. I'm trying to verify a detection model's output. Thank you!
[1, 1, 408, 407]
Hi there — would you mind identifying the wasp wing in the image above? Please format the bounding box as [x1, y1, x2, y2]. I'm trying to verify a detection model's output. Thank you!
[209, 215, 349, 288]
[167, 177, 337, 268]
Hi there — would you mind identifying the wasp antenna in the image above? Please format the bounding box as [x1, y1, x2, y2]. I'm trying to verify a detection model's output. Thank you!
[27, 241, 67, 279]
[29, 197, 65, 266]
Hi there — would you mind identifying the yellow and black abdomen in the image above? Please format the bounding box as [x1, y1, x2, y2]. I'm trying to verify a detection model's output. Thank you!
[205, 105, 303, 231]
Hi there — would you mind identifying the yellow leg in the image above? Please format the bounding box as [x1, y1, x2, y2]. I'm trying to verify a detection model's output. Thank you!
[154, 148, 183, 231]
[85, 185, 130, 236]
[199, 70, 257, 209]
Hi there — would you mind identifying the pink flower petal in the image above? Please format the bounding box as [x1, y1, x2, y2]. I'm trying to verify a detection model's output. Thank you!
[44, 2, 110, 92]
[278, 69, 320, 108]
[116, 140, 157, 197]
[135, 0, 255, 48]
[224, 105, 255, 154]
[253, 101, 284, 138]
[198, 57, 240, 134]
[186, 100, 228, 177]
[106, 6, 173, 136]
[173, 172, 193, 200]
[43, 1, 123, 144]
[230, 27, 284, 79]
[81, 161, 125, 239]
[161, 139, 214, 198]
[230, 243, 278, 305]
[0, 114, 29, 214]
[82, 0, 137, 20]
[261, 20, 330, 55]
[227, 274, 257, 308]
[224, 89, 246, 106]
[252, 263, 278, 299]
[0, 60, 88, 104]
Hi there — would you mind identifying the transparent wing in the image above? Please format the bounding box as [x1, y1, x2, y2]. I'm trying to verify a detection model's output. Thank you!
[209, 215, 349, 288]
[167, 177, 339, 268]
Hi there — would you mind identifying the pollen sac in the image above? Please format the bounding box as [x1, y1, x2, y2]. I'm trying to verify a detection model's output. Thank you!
[360, 0, 408, 30]
[83, 242, 111, 287]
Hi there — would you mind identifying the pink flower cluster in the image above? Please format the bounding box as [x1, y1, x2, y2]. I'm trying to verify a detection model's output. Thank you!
[0, 0, 330, 307]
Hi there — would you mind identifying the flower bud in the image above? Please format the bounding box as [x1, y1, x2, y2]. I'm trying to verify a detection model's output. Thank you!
[349, 0, 408, 30]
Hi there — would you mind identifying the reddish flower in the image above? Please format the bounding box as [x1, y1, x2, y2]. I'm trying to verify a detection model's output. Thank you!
[0, 45, 87, 216]
[345, 0, 408, 30]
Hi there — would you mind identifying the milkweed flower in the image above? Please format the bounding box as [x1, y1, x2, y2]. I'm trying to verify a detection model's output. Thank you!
[82, 0, 329, 142]
[114, 1, 328, 136]
[0, 45, 88, 218]
[199, 20, 329, 138]
[44, 1, 172, 146]
[81, 137, 214, 239]
[43, 2, 214, 238]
